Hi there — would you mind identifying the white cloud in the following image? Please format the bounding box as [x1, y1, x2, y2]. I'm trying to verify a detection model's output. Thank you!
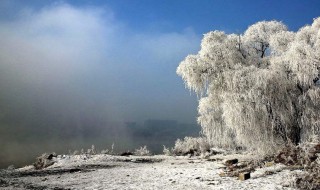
[0, 2, 200, 123]
[0, 3, 114, 82]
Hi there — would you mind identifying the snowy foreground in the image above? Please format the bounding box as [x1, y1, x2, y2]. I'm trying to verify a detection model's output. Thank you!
[0, 153, 303, 190]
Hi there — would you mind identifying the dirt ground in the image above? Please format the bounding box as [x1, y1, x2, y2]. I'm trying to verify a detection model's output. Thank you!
[0, 154, 301, 190]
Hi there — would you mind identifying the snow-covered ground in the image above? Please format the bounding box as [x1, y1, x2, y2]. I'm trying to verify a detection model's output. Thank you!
[0, 153, 302, 190]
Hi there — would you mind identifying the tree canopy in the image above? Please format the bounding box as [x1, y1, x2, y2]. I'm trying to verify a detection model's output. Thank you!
[177, 18, 320, 153]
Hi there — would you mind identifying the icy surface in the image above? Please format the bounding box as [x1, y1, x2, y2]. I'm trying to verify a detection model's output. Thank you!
[0, 154, 300, 190]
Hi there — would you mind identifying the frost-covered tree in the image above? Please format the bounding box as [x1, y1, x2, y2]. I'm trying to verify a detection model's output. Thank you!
[177, 18, 320, 153]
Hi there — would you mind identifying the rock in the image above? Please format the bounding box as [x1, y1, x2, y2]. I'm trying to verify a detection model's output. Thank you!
[265, 161, 274, 167]
[239, 172, 250, 181]
[47, 153, 57, 160]
[120, 151, 133, 156]
[208, 181, 220, 185]
[264, 171, 276, 175]
[219, 172, 226, 177]
[34, 153, 57, 170]
[225, 159, 238, 166]
[313, 144, 320, 153]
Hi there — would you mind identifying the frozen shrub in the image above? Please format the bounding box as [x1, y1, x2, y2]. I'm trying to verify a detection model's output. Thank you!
[172, 137, 210, 156]
[101, 143, 115, 155]
[7, 165, 15, 170]
[134, 146, 151, 156]
[162, 145, 172, 156]
[272, 135, 320, 189]
[274, 135, 320, 166]
[86, 145, 96, 155]
[91, 145, 96, 154]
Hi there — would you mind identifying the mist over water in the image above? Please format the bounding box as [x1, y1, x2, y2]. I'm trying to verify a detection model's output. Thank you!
[0, 3, 200, 168]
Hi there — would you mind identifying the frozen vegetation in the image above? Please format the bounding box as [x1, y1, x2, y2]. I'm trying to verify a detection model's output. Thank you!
[177, 17, 320, 154]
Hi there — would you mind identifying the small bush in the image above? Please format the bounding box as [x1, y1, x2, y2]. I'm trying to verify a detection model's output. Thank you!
[87, 145, 96, 155]
[134, 146, 151, 156]
[7, 165, 15, 170]
[101, 143, 115, 155]
[162, 145, 172, 156]
[290, 136, 320, 190]
[172, 137, 210, 156]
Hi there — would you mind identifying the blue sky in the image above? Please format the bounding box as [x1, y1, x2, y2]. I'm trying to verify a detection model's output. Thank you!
[103, 0, 320, 33]
[0, 0, 319, 125]
[2, 0, 320, 32]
